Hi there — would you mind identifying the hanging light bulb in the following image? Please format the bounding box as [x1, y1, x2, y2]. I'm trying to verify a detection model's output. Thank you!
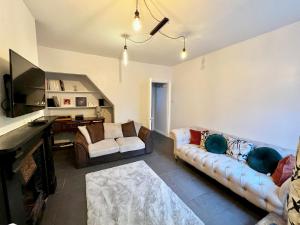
[122, 37, 128, 66]
[123, 46, 128, 66]
[180, 37, 187, 59]
[181, 48, 187, 59]
[132, 0, 142, 32]
[133, 10, 142, 32]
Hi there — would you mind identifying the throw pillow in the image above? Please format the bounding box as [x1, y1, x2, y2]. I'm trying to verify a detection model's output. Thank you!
[205, 134, 228, 154]
[86, 123, 104, 143]
[103, 123, 124, 139]
[226, 137, 254, 162]
[122, 121, 137, 137]
[272, 155, 296, 186]
[200, 130, 210, 149]
[189, 129, 201, 145]
[247, 147, 282, 174]
[78, 126, 92, 144]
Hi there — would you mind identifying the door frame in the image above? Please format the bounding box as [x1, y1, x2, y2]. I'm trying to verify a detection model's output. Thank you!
[148, 78, 171, 135]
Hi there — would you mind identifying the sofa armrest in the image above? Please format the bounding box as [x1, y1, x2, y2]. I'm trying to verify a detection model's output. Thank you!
[138, 126, 153, 154]
[170, 128, 191, 151]
[74, 131, 90, 168]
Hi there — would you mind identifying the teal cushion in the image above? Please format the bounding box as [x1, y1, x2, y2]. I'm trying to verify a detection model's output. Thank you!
[247, 147, 282, 174]
[205, 134, 228, 154]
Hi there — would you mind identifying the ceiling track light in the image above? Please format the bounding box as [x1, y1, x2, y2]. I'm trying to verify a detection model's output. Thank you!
[150, 17, 169, 36]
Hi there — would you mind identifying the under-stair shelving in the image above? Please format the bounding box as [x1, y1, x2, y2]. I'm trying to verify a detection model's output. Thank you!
[45, 72, 114, 122]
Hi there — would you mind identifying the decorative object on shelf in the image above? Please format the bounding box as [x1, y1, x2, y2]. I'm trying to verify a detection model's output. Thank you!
[73, 85, 78, 91]
[122, 0, 188, 66]
[47, 98, 55, 107]
[95, 106, 102, 119]
[63, 98, 72, 106]
[76, 97, 87, 107]
[53, 96, 60, 107]
[99, 99, 105, 106]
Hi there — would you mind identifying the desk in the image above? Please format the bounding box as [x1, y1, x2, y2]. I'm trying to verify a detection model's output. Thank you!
[52, 117, 105, 148]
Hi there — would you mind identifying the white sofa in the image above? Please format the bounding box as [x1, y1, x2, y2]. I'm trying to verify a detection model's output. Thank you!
[171, 127, 295, 215]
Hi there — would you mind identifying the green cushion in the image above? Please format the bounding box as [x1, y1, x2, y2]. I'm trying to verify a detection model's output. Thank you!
[247, 147, 282, 174]
[205, 134, 228, 154]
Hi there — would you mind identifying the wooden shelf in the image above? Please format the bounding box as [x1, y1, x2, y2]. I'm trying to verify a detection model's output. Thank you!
[47, 106, 112, 109]
[46, 90, 98, 94]
[47, 106, 96, 109]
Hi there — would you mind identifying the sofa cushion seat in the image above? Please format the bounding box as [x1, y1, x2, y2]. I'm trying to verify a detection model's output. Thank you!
[88, 139, 119, 158]
[116, 137, 145, 153]
[176, 145, 283, 212]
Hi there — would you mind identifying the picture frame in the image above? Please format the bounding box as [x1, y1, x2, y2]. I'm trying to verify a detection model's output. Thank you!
[63, 98, 72, 107]
[76, 97, 87, 107]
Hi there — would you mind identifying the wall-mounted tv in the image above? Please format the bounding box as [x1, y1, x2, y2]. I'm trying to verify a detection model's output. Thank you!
[2, 50, 45, 118]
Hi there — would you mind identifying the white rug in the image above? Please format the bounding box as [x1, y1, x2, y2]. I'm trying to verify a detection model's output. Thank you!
[86, 161, 204, 225]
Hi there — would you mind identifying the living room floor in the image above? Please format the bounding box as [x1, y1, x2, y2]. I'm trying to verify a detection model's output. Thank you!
[41, 132, 266, 225]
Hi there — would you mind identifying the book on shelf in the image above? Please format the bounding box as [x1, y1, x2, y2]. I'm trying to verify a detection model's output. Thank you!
[46, 79, 64, 91]
[59, 80, 65, 91]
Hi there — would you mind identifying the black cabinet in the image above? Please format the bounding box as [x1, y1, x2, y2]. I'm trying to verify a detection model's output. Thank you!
[0, 117, 57, 225]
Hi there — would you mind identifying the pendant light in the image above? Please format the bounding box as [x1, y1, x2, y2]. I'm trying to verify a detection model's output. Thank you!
[122, 37, 128, 66]
[180, 37, 187, 59]
[122, 0, 189, 65]
[132, 0, 142, 32]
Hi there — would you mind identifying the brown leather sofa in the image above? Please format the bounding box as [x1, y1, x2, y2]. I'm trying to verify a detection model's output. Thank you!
[74, 126, 153, 168]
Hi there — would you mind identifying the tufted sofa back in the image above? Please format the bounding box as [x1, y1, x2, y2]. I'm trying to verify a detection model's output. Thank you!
[171, 127, 295, 158]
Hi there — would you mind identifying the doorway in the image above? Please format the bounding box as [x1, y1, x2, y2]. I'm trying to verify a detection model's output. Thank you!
[149, 79, 171, 136]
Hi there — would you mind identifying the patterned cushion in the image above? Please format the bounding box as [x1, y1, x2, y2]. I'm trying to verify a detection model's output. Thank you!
[200, 130, 209, 149]
[226, 137, 254, 162]
[287, 138, 300, 225]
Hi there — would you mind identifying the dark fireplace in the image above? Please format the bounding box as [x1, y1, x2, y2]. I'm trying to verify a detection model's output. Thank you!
[20, 145, 46, 225]
[0, 117, 57, 225]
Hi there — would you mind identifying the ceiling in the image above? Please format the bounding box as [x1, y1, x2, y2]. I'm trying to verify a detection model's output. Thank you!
[24, 0, 300, 66]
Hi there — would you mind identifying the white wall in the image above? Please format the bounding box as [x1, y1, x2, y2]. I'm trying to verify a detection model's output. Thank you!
[38, 46, 172, 126]
[171, 21, 300, 150]
[0, 0, 43, 136]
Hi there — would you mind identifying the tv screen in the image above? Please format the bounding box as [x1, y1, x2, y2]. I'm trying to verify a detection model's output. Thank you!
[9, 49, 45, 117]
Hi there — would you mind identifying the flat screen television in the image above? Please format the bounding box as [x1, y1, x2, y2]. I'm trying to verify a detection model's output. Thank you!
[2, 50, 45, 117]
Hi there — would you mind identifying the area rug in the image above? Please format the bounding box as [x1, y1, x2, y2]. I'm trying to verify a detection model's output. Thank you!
[86, 160, 204, 225]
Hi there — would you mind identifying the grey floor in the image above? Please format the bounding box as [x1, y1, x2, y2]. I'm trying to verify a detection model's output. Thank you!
[41, 132, 266, 225]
